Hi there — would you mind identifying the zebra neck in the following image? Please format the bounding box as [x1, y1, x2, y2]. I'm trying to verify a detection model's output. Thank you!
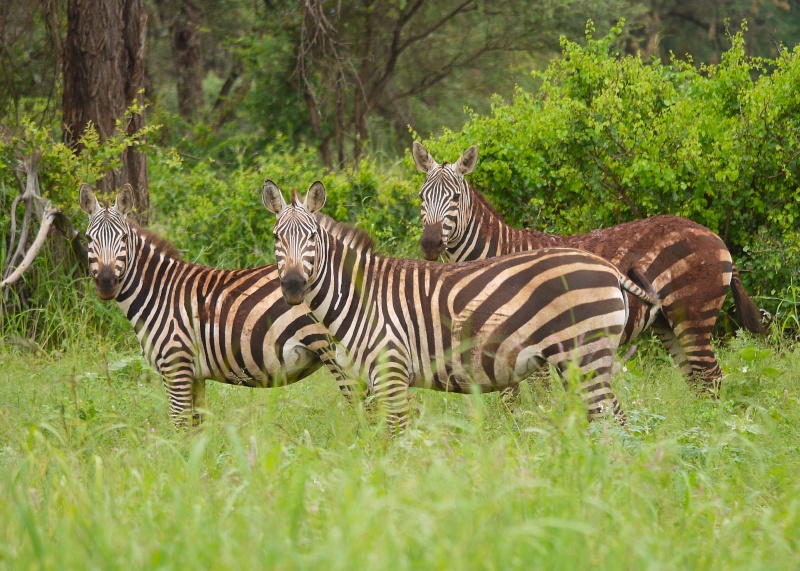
[449, 188, 554, 261]
[116, 230, 181, 317]
[306, 230, 372, 341]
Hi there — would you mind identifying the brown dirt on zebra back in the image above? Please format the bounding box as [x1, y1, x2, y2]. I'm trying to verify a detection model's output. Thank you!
[523, 215, 764, 335]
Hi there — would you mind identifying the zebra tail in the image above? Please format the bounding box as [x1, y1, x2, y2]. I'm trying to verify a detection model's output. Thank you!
[623, 267, 661, 309]
[730, 263, 766, 334]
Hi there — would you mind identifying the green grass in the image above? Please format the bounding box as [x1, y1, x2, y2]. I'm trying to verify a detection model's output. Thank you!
[1, 334, 800, 570]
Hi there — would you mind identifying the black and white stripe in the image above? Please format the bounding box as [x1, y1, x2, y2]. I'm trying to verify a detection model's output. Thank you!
[80, 184, 357, 425]
[264, 180, 660, 434]
[412, 142, 765, 392]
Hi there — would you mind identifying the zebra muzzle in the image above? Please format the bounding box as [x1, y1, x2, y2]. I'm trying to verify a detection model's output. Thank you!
[280, 269, 307, 306]
[95, 265, 120, 300]
[420, 222, 446, 261]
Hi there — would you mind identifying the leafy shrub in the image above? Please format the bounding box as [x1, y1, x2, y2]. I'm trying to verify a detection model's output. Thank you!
[150, 139, 421, 269]
[420, 20, 800, 312]
[0, 115, 152, 348]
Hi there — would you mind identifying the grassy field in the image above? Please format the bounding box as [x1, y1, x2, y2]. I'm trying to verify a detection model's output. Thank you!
[1, 333, 799, 570]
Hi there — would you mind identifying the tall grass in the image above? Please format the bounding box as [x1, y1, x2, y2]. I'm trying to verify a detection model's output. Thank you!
[1, 332, 799, 569]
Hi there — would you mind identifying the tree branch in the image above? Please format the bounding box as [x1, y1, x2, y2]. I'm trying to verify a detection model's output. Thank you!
[0, 206, 58, 290]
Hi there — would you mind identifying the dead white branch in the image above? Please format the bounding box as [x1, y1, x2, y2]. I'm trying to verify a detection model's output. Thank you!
[3, 150, 44, 281]
[0, 205, 58, 289]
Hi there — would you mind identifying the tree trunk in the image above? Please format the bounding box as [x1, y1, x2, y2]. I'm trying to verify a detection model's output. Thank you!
[62, 0, 150, 223]
[171, 0, 204, 118]
[154, 0, 204, 116]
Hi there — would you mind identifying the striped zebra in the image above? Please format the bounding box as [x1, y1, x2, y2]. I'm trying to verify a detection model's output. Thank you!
[79, 184, 358, 425]
[262, 180, 661, 434]
[412, 142, 765, 392]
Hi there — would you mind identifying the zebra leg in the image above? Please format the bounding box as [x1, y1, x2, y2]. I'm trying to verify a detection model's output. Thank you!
[160, 373, 195, 428]
[302, 330, 364, 402]
[653, 313, 722, 396]
[371, 366, 412, 437]
[192, 378, 207, 427]
[554, 335, 627, 426]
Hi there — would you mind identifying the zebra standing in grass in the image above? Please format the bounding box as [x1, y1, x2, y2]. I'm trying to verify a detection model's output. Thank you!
[412, 142, 765, 392]
[80, 184, 358, 425]
[263, 180, 661, 434]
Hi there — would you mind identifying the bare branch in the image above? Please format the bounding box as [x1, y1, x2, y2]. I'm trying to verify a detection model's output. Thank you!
[397, 0, 475, 54]
[0, 206, 58, 290]
[4, 151, 44, 280]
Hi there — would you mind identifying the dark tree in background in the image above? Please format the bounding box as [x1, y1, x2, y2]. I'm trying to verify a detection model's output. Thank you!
[626, 0, 799, 61]
[154, 0, 204, 118]
[62, 0, 150, 221]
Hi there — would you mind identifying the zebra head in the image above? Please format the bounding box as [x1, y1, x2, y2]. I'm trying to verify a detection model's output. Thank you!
[412, 142, 478, 261]
[79, 183, 134, 301]
[262, 180, 326, 306]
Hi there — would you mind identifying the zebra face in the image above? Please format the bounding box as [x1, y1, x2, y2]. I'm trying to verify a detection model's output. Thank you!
[412, 142, 478, 261]
[263, 180, 327, 306]
[79, 184, 134, 301]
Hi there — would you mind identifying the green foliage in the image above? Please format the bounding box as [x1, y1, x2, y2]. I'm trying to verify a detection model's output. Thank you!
[1, 109, 156, 220]
[0, 112, 153, 348]
[150, 140, 420, 269]
[2, 338, 800, 567]
[423, 20, 800, 308]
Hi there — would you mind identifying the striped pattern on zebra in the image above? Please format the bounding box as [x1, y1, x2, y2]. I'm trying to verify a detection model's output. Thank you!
[412, 142, 765, 392]
[262, 180, 661, 434]
[79, 184, 357, 425]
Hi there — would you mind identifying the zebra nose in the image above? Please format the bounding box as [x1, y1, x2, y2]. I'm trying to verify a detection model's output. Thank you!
[281, 270, 307, 306]
[420, 222, 445, 261]
[95, 265, 119, 300]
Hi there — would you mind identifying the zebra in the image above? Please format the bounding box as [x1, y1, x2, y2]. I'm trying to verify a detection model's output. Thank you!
[79, 183, 358, 426]
[262, 180, 661, 435]
[412, 142, 766, 393]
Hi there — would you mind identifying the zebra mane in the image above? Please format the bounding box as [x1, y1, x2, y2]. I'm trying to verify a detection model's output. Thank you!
[316, 213, 376, 252]
[128, 220, 183, 260]
[469, 184, 507, 221]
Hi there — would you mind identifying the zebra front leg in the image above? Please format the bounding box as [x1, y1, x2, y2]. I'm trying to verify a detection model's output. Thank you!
[158, 358, 197, 428]
[192, 378, 207, 427]
[302, 329, 364, 402]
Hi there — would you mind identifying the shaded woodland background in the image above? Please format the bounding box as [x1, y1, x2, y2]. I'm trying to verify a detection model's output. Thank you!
[1, 0, 800, 348]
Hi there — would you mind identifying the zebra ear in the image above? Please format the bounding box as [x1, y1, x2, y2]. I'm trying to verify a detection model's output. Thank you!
[305, 181, 326, 213]
[412, 141, 436, 173]
[454, 145, 478, 176]
[79, 184, 100, 215]
[115, 183, 134, 216]
[262, 180, 286, 214]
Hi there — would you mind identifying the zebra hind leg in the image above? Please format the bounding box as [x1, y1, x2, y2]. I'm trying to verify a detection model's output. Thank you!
[554, 334, 627, 426]
[652, 314, 722, 396]
[371, 367, 412, 437]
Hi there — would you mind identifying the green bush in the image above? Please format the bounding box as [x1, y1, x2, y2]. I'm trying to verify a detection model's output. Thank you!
[150, 139, 421, 269]
[0, 115, 152, 349]
[421, 20, 800, 312]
